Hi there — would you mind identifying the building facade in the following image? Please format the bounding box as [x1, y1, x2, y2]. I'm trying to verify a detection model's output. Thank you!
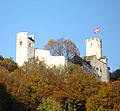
[35, 49, 66, 67]
[16, 32, 66, 67]
[86, 38, 102, 59]
[16, 32, 35, 66]
[83, 38, 110, 82]
[16, 32, 110, 82]
[90, 56, 109, 82]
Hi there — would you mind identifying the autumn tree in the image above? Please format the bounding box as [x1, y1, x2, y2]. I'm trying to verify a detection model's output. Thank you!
[52, 65, 102, 111]
[0, 57, 18, 72]
[21, 58, 65, 110]
[86, 81, 120, 111]
[44, 38, 80, 59]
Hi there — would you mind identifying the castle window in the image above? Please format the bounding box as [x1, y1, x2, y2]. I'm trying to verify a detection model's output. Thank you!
[98, 75, 101, 79]
[29, 43, 32, 47]
[20, 41, 22, 46]
[100, 69, 102, 72]
[96, 67, 99, 71]
[91, 43, 92, 47]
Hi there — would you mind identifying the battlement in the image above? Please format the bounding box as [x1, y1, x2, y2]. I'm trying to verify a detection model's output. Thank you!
[86, 38, 102, 59]
[86, 38, 102, 42]
[17, 32, 28, 37]
[17, 32, 35, 41]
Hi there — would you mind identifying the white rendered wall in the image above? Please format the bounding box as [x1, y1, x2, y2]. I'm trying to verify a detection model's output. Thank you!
[35, 49, 66, 67]
[27, 37, 35, 59]
[35, 49, 50, 59]
[86, 38, 102, 59]
[45, 56, 66, 67]
[16, 32, 28, 66]
[16, 32, 35, 66]
[99, 57, 107, 64]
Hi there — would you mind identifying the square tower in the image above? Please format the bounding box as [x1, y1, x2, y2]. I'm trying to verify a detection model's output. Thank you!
[86, 38, 102, 59]
[16, 32, 35, 66]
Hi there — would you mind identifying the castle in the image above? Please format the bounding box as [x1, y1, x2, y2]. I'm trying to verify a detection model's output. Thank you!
[82, 38, 109, 82]
[16, 32, 110, 82]
[16, 32, 66, 67]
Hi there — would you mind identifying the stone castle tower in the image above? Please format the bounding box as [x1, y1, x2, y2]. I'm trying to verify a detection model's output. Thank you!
[86, 38, 102, 59]
[16, 32, 35, 66]
[85, 38, 109, 82]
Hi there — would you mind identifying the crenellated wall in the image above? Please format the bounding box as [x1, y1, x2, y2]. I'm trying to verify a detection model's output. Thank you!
[86, 38, 102, 59]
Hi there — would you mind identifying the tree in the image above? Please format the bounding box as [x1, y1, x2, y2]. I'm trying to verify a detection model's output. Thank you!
[111, 68, 120, 80]
[52, 65, 101, 111]
[44, 38, 80, 59]
[86, 81, 120, 111]
[37, 97, 64, 111]
[0, 55, 4, 60]
[0, 58, 18, 72]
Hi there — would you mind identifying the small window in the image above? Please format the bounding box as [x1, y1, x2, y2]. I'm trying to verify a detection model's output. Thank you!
[98, 75, 101, 79]
[20, 41, 22, 45]
[96, 67, 99, 71]
[100, 69, 102, 72]
[91, 43, 92, 47]
[29, 43, 32, 47]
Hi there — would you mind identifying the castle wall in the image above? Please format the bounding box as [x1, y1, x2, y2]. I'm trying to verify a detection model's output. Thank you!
[35, 49, 66, 67]
[27, 37, 35, 59]
[16, 32, 28, 66]
[16, 32, 35, 66]
[90, 56, 109, 82]
[46, 56, 66, 67]
[35, 49, 50, 59]
[99, 57, 107, 64]
[86, 38, 102, 59]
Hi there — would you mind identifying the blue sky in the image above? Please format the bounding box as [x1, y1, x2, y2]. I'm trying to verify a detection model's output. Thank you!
[0, 0, 120, 71]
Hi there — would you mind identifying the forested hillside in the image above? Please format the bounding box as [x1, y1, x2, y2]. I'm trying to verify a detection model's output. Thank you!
[0, 55, 120, 111]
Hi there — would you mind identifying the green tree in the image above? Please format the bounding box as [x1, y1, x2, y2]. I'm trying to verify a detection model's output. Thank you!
[0, 55, 4, 60]
[37, 97, 64, 111]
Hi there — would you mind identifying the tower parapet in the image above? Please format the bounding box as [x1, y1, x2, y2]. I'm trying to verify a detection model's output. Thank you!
[86, 38, 102, 59]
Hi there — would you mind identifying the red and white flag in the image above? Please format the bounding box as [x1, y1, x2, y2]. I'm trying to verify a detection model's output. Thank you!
[94, 27, 100, 34]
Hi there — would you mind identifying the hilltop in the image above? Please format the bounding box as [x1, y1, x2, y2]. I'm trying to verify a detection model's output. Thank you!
[0, 55, 120, 111]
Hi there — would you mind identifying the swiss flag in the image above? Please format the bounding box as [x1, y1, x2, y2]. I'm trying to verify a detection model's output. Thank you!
[94, 27, 100, 34]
